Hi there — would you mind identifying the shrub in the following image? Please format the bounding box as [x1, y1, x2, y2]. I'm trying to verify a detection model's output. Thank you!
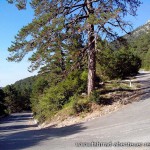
[31, 70, 88, 122]
[89, 90, 113, 105]
[97, 48, 141, 79]
[72, 97, 91, 114]
[143, 50, 150, 70]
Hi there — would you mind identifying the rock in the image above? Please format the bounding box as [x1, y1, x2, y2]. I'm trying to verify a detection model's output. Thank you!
[81, 93, 87, 96]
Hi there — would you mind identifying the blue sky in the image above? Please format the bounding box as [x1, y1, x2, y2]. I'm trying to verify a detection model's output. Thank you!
[0, 1, 37, 87]
[0, 0, 150, 87]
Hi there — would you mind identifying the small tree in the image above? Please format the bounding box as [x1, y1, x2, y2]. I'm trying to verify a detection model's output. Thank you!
[3, 85, 21, 113]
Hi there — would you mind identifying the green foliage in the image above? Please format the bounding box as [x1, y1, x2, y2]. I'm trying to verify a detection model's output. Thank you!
[72, 97, 91, 114]
[2, 76, 36, 114]
[12, 76, 36, 111]
[31, 70, 88, 122]
[127, 32, 150, 70]
[97, 47, 141, 79]
[3, 85, 21, 113]
[89, 90, 100, 104]
[32, 76, 49, 95]
[14, 76, 36, 92]
[64, 94, 91, 115]
[142, 49, 150, 70]
[89, 90, 113, 105]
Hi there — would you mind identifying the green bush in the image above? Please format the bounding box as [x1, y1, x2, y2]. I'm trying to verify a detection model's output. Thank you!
[143, 50, 150, 70]
[31, 70, 88, 122]
[89, 90, 113, 105]
[71, 97, 91, 114]
[3, 85, 23, 113]
[97, 48, 141, 79]
[89, 90, 100, 104]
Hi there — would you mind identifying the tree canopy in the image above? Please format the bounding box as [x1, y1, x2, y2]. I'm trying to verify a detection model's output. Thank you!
[8, 0, 142, 95]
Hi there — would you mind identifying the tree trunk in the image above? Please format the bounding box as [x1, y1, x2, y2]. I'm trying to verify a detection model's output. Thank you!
[86, 0, 96, 95]
[87, 24, 96, 96]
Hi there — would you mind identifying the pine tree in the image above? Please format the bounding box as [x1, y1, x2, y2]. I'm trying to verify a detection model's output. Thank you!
[8, 0, 142, 95]
[3, 85, 21, 113]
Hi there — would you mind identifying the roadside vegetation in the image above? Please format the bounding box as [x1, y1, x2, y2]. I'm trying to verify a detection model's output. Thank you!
[0, 37, 141, 122]
[1, 0, 148, 123]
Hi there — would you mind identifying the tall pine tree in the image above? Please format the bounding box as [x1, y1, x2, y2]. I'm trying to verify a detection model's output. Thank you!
[8, 0, 142, 95]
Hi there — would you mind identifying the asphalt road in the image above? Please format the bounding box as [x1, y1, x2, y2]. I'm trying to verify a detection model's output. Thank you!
[0, 72, 150, 150]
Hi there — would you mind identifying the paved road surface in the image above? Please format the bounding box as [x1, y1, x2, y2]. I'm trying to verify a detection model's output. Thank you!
[0, 72, 150, 150]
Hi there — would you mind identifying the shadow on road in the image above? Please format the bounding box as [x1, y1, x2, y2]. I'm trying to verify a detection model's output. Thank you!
[0, 113, 33, 124]
[0, 72, 149, 150]
[0, 124, 37, 133]
[133, 71, 150, 101]
[0, 116, 86, 150]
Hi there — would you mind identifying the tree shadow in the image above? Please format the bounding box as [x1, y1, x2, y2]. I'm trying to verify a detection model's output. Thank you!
[0, 121, 86, 150]
[136, 86, 150, 101]
[135, 71, 150, 78]
[95, 97, 114, 105]
[99, 88, 134, 95]
[132, 71, 150, 101]
[0, 114, 33, 124]
[0, 124, 37, 133]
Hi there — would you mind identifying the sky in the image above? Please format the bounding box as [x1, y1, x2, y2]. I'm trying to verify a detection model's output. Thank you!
[0, 1, 37, 87]
[0, 0, 150, 87]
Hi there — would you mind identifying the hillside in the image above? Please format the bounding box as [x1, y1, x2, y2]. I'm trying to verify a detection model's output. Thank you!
[124, 20, 150, 40]
[13, 76, 36, 92]
[115, 21, 150, 70]
[2, 76, 37, 113]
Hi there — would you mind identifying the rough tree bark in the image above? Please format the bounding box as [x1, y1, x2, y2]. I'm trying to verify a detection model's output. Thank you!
[86, 0, 96, 96]
[87, 24, 96, 95]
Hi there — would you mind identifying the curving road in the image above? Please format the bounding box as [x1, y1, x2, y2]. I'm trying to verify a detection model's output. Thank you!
[0, 71, 150, 150]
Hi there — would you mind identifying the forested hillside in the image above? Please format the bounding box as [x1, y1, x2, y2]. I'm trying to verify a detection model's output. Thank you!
[129, 32, 150, 70]
[113, 21, 150, 71]
[0, 76, 36, 116]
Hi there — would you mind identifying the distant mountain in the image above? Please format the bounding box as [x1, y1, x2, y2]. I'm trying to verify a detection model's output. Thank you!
[124, 20, 150, 40]
[112, 20, 150, 49]
[122, 20, 150, 70]
[13, 76, 37, 91]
